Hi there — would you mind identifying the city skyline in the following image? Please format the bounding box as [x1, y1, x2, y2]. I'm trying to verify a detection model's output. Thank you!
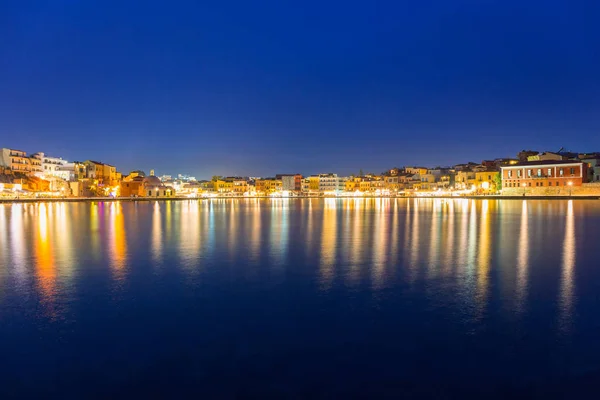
[2, 1, 599, 177]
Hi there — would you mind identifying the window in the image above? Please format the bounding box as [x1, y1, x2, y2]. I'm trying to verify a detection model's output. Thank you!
[517, 170, 522, 178]
[548, 168, 552, 176]
[528, 170, 532, 177]
[570, 167, 575, 175]
[549, 182, 552, 186]
[528, 183, 531, 187]
[537, 169, 542, 177]
[560, 168, 564, 176]
[148, 190, 152, 196]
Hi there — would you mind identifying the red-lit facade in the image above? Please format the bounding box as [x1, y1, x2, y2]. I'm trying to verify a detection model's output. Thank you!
[501, 160, 588, 188]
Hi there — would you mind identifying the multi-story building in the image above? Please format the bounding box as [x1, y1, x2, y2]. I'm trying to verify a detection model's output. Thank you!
[317, 173, 344, 195]
[0, 148, 42, 175]
[583, 157, 600, 182]
[55, 162, 87, 182]
[30, 152, 68, 178]
[345, 176, 361, 192]
[255, 177, 282, 195]
[84, 160, 119, 186]
[474, 170, 500, 192]
[276, 174, 302, 192]
[455, 169, 477, 190]
[501, 160, 589, 189]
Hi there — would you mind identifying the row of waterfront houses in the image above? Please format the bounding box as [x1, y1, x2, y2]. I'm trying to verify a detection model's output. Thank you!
[2, 146, 600, 198]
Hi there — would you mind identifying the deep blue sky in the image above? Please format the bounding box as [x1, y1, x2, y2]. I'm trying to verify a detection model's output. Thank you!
[1, 0, 599, 177]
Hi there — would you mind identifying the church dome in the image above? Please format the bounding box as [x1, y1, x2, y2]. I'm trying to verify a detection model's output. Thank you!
[143, 176, 162, 186]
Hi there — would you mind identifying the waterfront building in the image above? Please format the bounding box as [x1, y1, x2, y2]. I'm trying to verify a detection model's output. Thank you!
[276, 174, 302, 192]
[582, 157, 600, 182]
[84, 160, 119, 186]
[30, 152, 68, 178]
[0, 148, 42, 175]
[223, 177, 248, 195]
[120, 175, 173, 197]
[501, 160, 589, 189]
[455, 169, 477, 190]
[255, 177, 282, 195]
[316, 173, 344, 195]
[474, 170, 500, 192]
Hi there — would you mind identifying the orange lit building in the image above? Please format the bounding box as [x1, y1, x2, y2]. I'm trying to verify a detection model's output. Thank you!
[501, 160, 588, 189]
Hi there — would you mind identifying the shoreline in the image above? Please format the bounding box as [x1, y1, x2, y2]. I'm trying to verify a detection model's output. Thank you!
[1, 195, 599, 204]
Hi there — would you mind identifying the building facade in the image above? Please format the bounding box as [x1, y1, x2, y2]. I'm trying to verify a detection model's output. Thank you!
[501, 160, 588, 189]
[0, 148, 42, 175]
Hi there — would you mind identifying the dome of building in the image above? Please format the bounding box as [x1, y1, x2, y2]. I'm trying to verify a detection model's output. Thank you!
[143, 176, 162, 186]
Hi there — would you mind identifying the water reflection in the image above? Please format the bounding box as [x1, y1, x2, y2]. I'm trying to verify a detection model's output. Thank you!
[152, 202, 163, 262]
[319, 198, 338, 290]
[476, 200, 491, 317]
[9, 204, 27, 284]
[559, 200, 576, 332]
[516, 201, 529, 313]
[109, 202, 127, 278]
[34, 203, 57, 316]
[0, 198, 597, 341]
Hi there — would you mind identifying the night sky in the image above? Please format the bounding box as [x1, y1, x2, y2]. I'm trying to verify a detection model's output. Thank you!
[1, 1, 599, 178]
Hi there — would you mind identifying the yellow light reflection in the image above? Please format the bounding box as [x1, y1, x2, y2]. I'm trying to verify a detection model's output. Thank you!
[372, 198, 389, 289]
[152, 202, 163, 262]
[249, 199, 261, 263]
[476, 200, 491, 317]
[427, 199, 441, 278]
[35, 203, 57, 317]
[54, 202, 74, 279]
[408, 198, 420, 282]
[347, 198, 365, 287]
[516, 201, 529, 313]
[559, 200, 575, 331]
[109, 202, 128, 277]
[319, 198, 338, 290]
[179, 200, 201, 268]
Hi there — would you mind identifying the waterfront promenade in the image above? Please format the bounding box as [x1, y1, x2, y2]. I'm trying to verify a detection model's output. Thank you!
[2, 194, 600, 204]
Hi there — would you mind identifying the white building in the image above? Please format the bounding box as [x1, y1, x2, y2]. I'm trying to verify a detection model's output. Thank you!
[0, 148, 42, 175]
[318, 173, 345, 194]
[31, 152, 68, 178]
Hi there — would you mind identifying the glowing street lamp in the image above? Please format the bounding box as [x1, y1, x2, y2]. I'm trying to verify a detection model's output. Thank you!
[568, 181, 573, 196]
[522, 183, 526, 196]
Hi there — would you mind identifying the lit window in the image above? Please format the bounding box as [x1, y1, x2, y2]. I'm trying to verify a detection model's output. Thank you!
[537, 169, 542, 177]
[548, 168, 552, 176]
[560, 168, 564, 176]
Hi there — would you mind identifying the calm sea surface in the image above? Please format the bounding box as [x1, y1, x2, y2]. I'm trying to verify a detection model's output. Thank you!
[2, 198, 600, 398]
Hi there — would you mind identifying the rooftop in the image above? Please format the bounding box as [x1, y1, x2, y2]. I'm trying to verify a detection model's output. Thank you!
[504, 160, 585, 167]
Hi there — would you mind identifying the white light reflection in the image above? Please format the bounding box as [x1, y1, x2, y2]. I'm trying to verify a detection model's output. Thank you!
[516, 201, 529, 314]
[559, 200, 576, 332]
[151, 202, 163, 263]
[10, 204, 27, 283]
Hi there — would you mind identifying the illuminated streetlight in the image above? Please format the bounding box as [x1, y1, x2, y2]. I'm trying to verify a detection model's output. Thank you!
[522, 183, 526, 196]
[568, 181, 573, 196]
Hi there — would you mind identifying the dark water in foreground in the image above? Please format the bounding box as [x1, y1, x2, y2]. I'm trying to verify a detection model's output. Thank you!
[2, 198, 600, 398]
